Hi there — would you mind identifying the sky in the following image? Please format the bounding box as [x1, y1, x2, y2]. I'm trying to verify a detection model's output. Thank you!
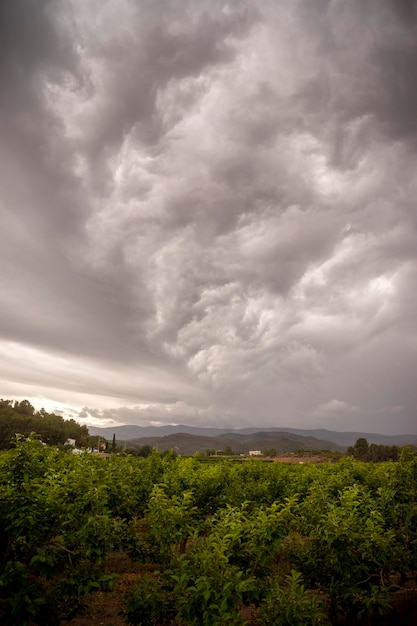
[1, 0, 417, 435]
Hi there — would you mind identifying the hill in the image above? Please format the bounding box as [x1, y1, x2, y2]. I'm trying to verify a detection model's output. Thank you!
[89, 424, 417, 449]
[126, 431, 344, 455]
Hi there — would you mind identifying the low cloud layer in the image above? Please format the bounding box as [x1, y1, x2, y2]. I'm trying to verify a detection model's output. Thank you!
[1, 0, 416, 434]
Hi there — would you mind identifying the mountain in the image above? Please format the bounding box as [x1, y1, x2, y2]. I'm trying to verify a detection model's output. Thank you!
[119, 431, 344, 455]
[89, 424, 417, 449]
[89, 424, 228, 440]
[330, 430, 415, 446]
[252, 428, 417, 448]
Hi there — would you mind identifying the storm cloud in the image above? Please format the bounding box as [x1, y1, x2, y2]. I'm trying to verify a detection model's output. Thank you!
[1, 0, 416, 434]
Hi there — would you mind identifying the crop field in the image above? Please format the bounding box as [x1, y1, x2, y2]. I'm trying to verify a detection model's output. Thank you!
[1, 437, 416, 625]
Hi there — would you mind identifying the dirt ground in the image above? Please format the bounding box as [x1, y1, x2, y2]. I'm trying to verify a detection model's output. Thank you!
[61, 553, 145, 626]
[62, 554, 417, 626]
[275, 454, 326, 463]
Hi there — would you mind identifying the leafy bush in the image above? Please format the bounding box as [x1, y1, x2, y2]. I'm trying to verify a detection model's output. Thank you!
[1, 435, 416, 625]
[260, 570, 329, 626]
[0, 437, 121, 624]
[123, 573, 176, 625]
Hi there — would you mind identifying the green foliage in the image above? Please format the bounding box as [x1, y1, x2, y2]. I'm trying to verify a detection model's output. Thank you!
[123, 573, 176, 625]
[145, 485, 199, 561]
[0, 437, 122, 624]
[1, 431, 416, 625]
[347, 438, 400, 462]
[168, 553, 256, 626]
[300, 484, 397, 618]
[0, 399, 88, 449]
[260, 570, 329, 626]
[136, 444, 154, 458]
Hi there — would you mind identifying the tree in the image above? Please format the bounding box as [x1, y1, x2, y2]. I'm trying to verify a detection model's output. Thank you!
[0, 400, 89, 450]
[349, 438, 369, 461]
[137, 445, 153, 458]
[112, 433, 116, 453]
[13, 400, 35, 416]
[348, 439, 400, 463]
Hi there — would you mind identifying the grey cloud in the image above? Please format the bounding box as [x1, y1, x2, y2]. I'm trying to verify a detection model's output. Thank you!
[0, 0, 78, 112]
[291, 0, 417, 159]
[0, 1, 84, 239]
[72, 3, 258, 161]
[372, 40, 417, 142]
[1, 0, 416, 435]
[79, 401, 209, 427]
[389, 0, 417, 22]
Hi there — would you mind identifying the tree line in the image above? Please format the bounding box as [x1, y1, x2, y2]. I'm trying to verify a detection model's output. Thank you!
[347, 437, 402, 462]
[0, 399, 89, 449]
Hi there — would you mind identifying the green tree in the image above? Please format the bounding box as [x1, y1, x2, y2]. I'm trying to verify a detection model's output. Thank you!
[13, 400, 35, 416]
[0, 400, 89, 449]
[137, 445, 153, 458]
[348, 438, 369, 461]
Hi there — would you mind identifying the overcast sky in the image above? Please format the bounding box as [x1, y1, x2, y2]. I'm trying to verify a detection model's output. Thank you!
[1, 0, 416, 434]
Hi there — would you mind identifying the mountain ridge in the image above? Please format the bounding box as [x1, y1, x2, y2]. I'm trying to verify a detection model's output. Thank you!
[88, 424, 417, 450]
[125, 431, 344, 455]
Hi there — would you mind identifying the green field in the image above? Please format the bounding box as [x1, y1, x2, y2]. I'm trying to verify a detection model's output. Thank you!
[1, 437, 416, 625]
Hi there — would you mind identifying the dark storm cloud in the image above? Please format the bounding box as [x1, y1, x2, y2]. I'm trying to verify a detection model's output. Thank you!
[373, 40, 417, 141]
[292, 0, 417, 155]
[68, 1, 258, 197]
[1, 0, 416, 434]
[87, 6, 255, 150]
[0, 0, 83, 237]
[0, 0, 77, 111]
[0, 0, 151, 364]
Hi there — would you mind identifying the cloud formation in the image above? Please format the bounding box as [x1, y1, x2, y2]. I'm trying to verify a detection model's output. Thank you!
[1, 0, 416, 434]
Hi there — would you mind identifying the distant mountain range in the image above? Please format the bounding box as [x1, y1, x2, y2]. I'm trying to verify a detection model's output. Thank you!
[124, 431, 343, 455]
[88, 424, 417, 455]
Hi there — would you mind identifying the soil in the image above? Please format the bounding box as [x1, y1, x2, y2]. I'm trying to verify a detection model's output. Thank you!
[61, 553, 147, 626]
[275, 454, 326, 463]
[62, 554, 417, 626]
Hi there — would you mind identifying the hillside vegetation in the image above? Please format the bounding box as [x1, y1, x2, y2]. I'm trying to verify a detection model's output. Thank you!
[0, 399, 88, 449]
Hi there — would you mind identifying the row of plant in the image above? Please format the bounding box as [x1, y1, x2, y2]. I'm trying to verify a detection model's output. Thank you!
[123, 451, 417, 625]
[1, 437, 416, 624]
